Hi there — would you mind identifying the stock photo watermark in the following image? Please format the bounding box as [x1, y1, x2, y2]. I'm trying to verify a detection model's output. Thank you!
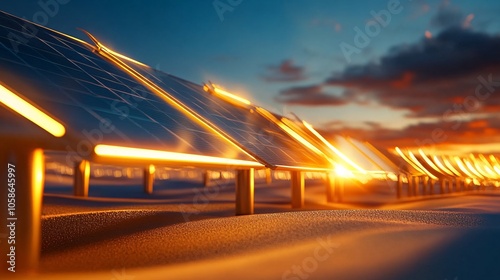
[339, 0, 404, 63]
[415, 73, 500, 153]
[213, 0, 243, 22]
[5, 163, 17, 272]
[282, 235, 340, 280]
[111, 267, 135, 280]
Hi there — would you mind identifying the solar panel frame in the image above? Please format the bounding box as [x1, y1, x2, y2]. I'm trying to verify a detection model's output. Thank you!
[113, 57, 331, 170]
[0, 11, 259, 167]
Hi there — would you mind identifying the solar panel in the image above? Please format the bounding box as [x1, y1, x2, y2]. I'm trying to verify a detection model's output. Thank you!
[332, 135, 382, 171]
[0, 11, 255, 164]
[346, 138, 399, 173]
[115, 58, 331, 169]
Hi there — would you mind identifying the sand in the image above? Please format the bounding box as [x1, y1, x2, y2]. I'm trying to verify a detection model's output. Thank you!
[4, 174, 500, 279]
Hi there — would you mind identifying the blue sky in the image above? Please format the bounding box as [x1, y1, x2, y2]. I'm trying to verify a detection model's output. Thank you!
[1, 0, 500, 153]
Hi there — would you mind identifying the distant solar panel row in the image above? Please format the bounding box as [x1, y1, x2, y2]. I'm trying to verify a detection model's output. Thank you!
[0, 11, 329, 170]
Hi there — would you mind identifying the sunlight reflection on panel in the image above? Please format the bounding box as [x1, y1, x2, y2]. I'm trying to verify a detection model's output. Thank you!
[0, 84, 66, 137]
[463, 159, 484, 179]
[407, 151, 438, 180]
[418, 149, 444, 175]
[302, 121, 366, 173]
[432, 155, 455, 176]
[454, 157, 475, 178]
[204, 83, 251, 106]
[94, 144, 263, 167]
[442, 156, 462, 177]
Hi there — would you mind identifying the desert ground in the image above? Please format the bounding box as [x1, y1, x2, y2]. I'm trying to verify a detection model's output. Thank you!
[5, 169, 500, 280]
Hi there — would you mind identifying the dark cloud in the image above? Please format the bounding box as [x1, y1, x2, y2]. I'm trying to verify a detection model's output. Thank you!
[325, 27, 500, 117]
[262, 59, 307, 82]
[430, 0, 464, 28]
[329, 28, 500, 84]
[275, 85, 348, 106]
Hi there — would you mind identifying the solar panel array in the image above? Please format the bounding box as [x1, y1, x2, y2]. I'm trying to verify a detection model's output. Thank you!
[0, 11, 254, 161]
[111, 51, 330, 169]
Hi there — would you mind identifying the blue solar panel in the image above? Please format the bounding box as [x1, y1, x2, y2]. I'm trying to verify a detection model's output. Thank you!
[120, 62, 330, 169]
[0, 11, 253, 161]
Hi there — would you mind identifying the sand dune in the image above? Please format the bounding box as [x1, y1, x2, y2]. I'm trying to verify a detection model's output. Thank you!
[4, 177, 500, 279]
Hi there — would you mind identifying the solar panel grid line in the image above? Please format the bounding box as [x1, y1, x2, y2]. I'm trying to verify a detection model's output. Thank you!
[1, 11, 261, 167]
[91, 39, 330, 169]
[78, 40, 264, 162]
[125, 62, 332, 168]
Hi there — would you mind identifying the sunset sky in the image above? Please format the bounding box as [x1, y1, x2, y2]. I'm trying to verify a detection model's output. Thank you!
[1, 0, 499, 154]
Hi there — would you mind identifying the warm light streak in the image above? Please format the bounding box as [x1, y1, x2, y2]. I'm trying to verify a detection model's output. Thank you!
[464, 159, 484, 179]
[254, 107, 327, 159]
[482, 165, 497, 179]
[395, 147, 426, 175]
[418, 149, 444, 174]
[209, 84, 251, 105]
[490, 155, 500, 166]
[108, 49, 148, 67]
[0, 84, 66, 137]
[454, 157, 475, 178]
[302, 121, 366, 174]
[277, 119, 324, 156]
[255, 107, 279, 123]
[275, 164, 331, 172]
[478, 154, 498, 178]
[442, 156, 462, 177]
[432, 155, 454, 176]
[94, 145, 263, 167]
[408, 151, 438, 180]
[494, 166, 500, 176]
[80, 29, 150, 67]
[89, 41, 262, 164]
[335, 164, 354, 178]
[470, 154, 492, 178]
[490, 156, 500, 176]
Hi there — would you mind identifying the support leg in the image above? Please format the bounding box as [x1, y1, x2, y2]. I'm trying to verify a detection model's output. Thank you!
[203, 170, 210, 187]
[143, 164, 155, 194]
[413, 176, 420, 196]
[291, 171, 305, 208]
[1, 148, 45, 273]
[440, 179, 445, 194]
[265, 168, 272, 185]
[74, 160, 90, 197]
[235, 169, 254, 215]
[407, 175, 413, 197]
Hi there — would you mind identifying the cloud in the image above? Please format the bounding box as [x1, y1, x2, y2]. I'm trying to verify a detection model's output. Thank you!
[319, 117, 500, 150]
[262, 59, 307, 82]
[325, 27, 500, 117]
[275, 85, 348, 106]
[430, 0, 464, 28]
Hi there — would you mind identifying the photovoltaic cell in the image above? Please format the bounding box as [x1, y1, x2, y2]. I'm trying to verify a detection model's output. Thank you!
[120, 61, 330, 169]
[0, 11, 253, 161]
